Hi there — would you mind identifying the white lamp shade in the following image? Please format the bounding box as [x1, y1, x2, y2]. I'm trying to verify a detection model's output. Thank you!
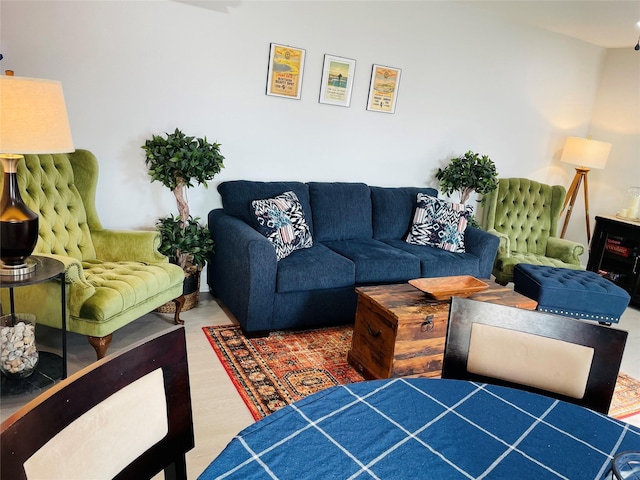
[0, 75, 74, 155]
[560, 136, 611, 169]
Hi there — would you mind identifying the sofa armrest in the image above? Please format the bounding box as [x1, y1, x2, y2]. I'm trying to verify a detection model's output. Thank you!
[464, 227, 500, 279]
[546, 237, 585, 266]
[91, 229, 168, 264]
[35, 253, 96, 317]
[207, 209, 277, 332]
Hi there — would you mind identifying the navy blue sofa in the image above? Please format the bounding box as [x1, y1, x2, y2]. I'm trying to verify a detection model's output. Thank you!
[207, 181, 500, 334]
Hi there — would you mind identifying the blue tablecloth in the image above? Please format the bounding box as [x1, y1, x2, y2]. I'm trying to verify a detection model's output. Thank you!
[199, 378, 640, 479]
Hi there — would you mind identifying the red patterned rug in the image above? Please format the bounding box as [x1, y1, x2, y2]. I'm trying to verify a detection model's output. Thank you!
[203, 325, 640, 421]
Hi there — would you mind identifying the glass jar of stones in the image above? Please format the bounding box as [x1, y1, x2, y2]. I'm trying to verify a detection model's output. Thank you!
[0, 313, 38, 379]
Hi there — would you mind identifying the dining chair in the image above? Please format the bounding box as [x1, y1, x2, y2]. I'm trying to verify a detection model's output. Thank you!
[0, 326, 194, 480]
[442, 297, 628, 414]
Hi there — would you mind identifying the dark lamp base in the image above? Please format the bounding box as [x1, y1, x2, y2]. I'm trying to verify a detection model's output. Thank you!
[0, 258, 37, 278]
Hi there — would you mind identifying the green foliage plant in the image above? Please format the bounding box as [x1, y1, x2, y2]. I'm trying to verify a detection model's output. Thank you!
[435, 150, 498, 205]
[142, 128, 224, 269]
[155, 215, 215, 272]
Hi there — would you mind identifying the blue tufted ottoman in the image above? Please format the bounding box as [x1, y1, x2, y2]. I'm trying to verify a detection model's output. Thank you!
[513, 264, 630, 324]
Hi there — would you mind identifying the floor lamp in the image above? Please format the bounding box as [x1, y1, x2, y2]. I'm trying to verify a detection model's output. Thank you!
[559, 136, 611, 243]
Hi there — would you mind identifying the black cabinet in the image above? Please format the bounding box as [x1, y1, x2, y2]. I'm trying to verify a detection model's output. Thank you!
[587, 215, 640, 306]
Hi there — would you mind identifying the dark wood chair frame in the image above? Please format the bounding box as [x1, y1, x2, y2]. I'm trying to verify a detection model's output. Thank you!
[0, 326, 194, 480]
[442, 297, 628, 414]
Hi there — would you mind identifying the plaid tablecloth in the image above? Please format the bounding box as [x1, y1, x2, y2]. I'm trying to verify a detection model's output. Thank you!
[198, 378, 640, 479]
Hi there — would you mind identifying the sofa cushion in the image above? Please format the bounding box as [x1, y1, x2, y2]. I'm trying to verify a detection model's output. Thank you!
[384, 239, 481, 278]
[275, 243, 355, 293]
[251, 191, 313, 261]
[406, 194, 471, 252]
[218, 181, 313, 234]
[324, 239, 421, 283]
[80, 260, 184, 321]
[308, 182, 372, 242]
[371, 186, 438, 240]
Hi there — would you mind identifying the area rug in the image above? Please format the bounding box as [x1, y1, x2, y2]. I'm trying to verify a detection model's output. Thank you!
[203, 324, 640, 421]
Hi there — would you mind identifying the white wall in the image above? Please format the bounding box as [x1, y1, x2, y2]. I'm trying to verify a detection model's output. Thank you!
[577, 48, 640, 247]
[1, 0, 622, 253]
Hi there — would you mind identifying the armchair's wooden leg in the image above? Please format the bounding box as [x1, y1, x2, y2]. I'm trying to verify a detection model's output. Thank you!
[173, 295, 185, 325]
[88, 334, 113, 360]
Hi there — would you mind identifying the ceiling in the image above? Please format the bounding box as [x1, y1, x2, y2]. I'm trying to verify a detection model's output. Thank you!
[458, 0, 640, 49]
[175, 1, 640, 49]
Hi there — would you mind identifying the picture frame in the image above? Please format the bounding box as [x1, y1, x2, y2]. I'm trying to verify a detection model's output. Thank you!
[266, 43, 306, 100]
[366, 64, 402, 113]
[318, 54, 356, 107]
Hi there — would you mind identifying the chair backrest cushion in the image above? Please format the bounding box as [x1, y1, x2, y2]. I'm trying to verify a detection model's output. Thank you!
[24, 368, 168, 479]
[467, 322, 594, 399]
[19, 153, 96, 261]
[484, 178, 565, 255]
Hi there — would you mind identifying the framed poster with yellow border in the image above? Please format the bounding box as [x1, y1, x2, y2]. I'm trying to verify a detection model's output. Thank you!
[318, 54, 356, 107]
[266, 43, 306, 100]
[366, 64, 401, 113]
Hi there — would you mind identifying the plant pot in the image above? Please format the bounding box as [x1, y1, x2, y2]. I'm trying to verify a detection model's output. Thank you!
[0, 313, 38, 379]
[156, 268, 201, 313]
[182, 272, 199, 296]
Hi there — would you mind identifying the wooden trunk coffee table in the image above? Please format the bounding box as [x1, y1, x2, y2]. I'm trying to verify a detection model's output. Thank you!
[347, 280, 537, 380]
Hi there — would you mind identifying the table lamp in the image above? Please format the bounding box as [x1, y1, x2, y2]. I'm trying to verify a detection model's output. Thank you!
[559, 136, 611, 243]
[0, 74, 74, 277]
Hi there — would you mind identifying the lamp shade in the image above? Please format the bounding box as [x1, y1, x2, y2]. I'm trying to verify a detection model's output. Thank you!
[560, 136, 611, 170]
[0, 75, 74, 154]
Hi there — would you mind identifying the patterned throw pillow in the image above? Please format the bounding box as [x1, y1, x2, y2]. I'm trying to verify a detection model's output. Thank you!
[405, 194, 472, 252]
[252, 191, 313, 261]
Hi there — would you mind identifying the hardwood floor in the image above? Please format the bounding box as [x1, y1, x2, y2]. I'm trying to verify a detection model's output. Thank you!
[1, 294, 639, 479]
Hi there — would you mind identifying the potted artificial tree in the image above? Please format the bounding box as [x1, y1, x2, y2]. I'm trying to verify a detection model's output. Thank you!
[435, 150, 499, 226]
[142, 128, 224, 311]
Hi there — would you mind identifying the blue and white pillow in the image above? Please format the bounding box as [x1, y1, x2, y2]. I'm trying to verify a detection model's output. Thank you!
[252, 191, 313, 261]
[405, 193, 471, 252]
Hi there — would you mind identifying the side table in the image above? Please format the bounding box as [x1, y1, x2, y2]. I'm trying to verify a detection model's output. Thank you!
[587, 215, 640, 306]
[0, 256, 66, 397]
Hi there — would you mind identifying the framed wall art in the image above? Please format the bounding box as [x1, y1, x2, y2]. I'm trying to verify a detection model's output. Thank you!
[266, 43, 306, 100]
[366, 64, 402, 113]
[318, 54, 356, 107]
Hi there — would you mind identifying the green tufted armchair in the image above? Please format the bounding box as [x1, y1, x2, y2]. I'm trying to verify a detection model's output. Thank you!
[0, 150, 185, 359]
[482, 178, 585, 285]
